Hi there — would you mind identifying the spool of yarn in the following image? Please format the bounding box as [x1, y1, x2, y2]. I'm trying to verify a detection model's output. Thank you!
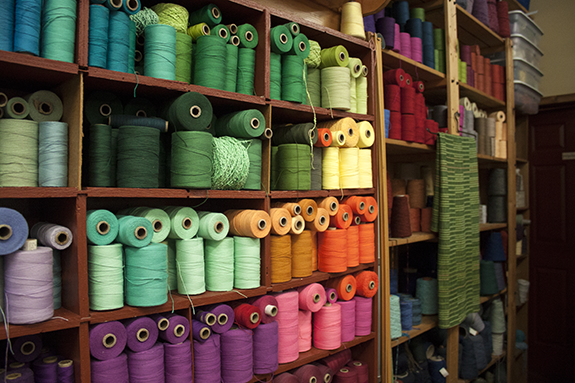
[207, 304, 235, 334]
[29, 223, 72, 251]
[197, 212, 229, 241]
[89, 321, 128, 360]
[116, 126, 160, 188]
[163, 92, 213, 132]
[123, 316, 159, 352]
[322, 147, 340, 189]
[480, 260, 499, 295]
[12, 335, 42, 363]
[276, 144, 312, 190]
[127, 342, 164, 383]
[410, 208, 421, 232]
[291, 230, 313, 277]
[272, 123, 318, 145]
[355, 271, 379, 298]
[150, 3, 188, 33]
[225, 43, 239, 92]
[358, 223, 375, 263]
[237, 47, 256, 95]
[321, 67, 351, 111]
[120, 207, 171, 243]
[204, 237, 234, 292]
[360, 196, 378, 223]
[38, 121, 68, 187]
[300, 309, 313, 352]
[88, 3, 109, 67]
[319, 197, 339, 216]
[318, 229, 347, 273]
[164, 340, 193, 383]
[325, 287, 338, 304]
[416, 277, 438, 315]
[357, 121, 375, 148]
[125, 243, 168, 306]
[390, 195, 412, 238]
[175, 238, 205, 295]
[273, 202, 302, 217]
[321, 349, 352, 374]
[341, 1, 366, 39]
[306, 207, 329, 232]
[318, 118, 359, 148]
[274, 290, 300, 363]
[339, 148, 360, 189]
[327, 275, 357, 301]
[330, 204, 352, 229]
[290, 215, 305, 235]
[251, 295, 279, 323]
[281, 54, 304, 103]
[298, 283, 327, 312]
[274, 373, 299, 383]
[269, 209, 292, 236]
[487, 196, 507, 223]
[299, 199, 318, 222]
[0, 119, 38, 187]
[170, 131, 212, 189]
[311, 147, 323, 191]
[338, 300, 356, 342]
[313, 303, 342, 350]
[163, 206, 200, 240]
[346, 225, 360, 267]
[193, 333, 220, 383]
[271, 235, 291, 283]
[237, 23, 258, 48]
[88, 243, 124, 311]
[115, 216, 153, 248]
[106, 11, 132, 73]
[158, 313, 190, 344]
[253, 321, 279, 374]
[92, 353, 129, 383]
[26, 90, 64, 122]
[225, 209, 271, 238]
[0, 208, 29, 256]
[233, 236, 261, 289]
[233, 303, 262, 329]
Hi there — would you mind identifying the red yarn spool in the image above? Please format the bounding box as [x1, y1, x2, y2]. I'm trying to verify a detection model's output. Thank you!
[497, 1, 510, 38]
[400, 86, 415, 115]
[404, 73, 412, 87]
[321, 350, 352, 373]
[401, 114, 416, 142]
[493, 83, 505, 102]
[389, 111, 402, 139]
[470, 52, 477, 71]
[421, 207, 433, 233]
[233, 303, 262, 329]
[384, 68, 407, 87]
[491, 64, 501, 83]
[415, 93, 426, 120]
[318, 229, 348, 273]
[413, 81, 425, 93]
[409, 208, 421, 232]
[487, 0, 500, 35]
[315, 128, 333, 147]
[476, 55, 484, 74]
[414, 117, 426, 144]
[387, 175, 392, 220]
[384, 84, 401, 111]
[333, 367, 358, 383]
[424, 120, 437, 145]
[477, 74, 485, 93]
[347, 361, 369, 383]
[484, 58, 492, 96]
[390, 195, 412, 238]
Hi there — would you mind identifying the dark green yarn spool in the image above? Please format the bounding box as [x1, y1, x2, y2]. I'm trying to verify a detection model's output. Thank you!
[89, 124, 112, 187]
[194, 35, 227, 91]
[125, 97, 157, 117]
[281, 55, 304, 103]
[189, 4, 222, 28]
[285, 22, 300, 36]
[110, 128, 118, 187]
[170, 131, 213, 189]
[191, 43, 196, 83]
[117, 126, 160, 188]
[480, 260, 499, 295]
[224, 44, 238, 92]
[158, 134, 168, 188]
[288, 33, 310, 59]
[276, 143, 311, 191]
[272, 123, 318, 146]
[211, 24, 230, 43]
[237, 24, 258, 48]
[270, 25, 292, 54]
[214, 109, 265, 138]
[237, 48, 256, 95]
[270, 52, 282, 100]
[271, 146, 278, 190]
[243, 139, 262, 190]
[162, 92, 213, 133]
[85, 91, 123, 125]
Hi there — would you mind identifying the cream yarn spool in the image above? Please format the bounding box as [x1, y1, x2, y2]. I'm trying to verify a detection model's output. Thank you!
[340, 2, 366, 40]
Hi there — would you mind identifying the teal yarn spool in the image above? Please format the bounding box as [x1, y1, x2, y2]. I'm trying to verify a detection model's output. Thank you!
[144, 24, 177, 80]
[243, 139, 262, 190]
[121, 0, 141, 15]
[107, 10, 131, 72]
[211, 136, 250, 190]
[110, 128, 118, 187]
[6, 97, 29, 119]
[128, 20, 136, 73]
[40, 0, 77, 63]
[26, 90, 64, 122]
[272, 123, 318, 145]
[281, 55, 304, 103]
[214, 109, 265, 138]
[205, 237, 234, 292]
[164, 206, 200, 239]
[271, 146, 278, 190]
[125, 243, 168, 307]
[0, 119, 38, 187]
[321, 67, 351, 110]
[289, 34, 310, 59]
[270, 25, 292, 54]
[119, 207, 171, 243]
[304, 40, 321, 68]
[89, 124, 112, 187]
[84, 91, 123, 125]
[53, 250, 61, 309]
[189, 4, 222, 28]
[416, 277, 438, 315]
[233, 236, 260, 289]
[104, 0, 122, 11]
[175, 32, 193, 83]
[176, 238, 206, 295]
[125, 97, 157, 117]
[276, 144, 311, 190]
[86, 209, 119, 245]
[116, 215, 153, 248]
[285, 22, 300, 36]
[88, 243, 124, 311]
[197, 212, 230, 241]
[166, 240, 177, 290]
[88, 4, 109, 68]
[194, 35, 227, 90]
[480, 260, 499, 296]
[170, 131, 213, 189]
[390, 295, 402, 339]
[117, 126, 160, 188]
[38, 121, 68, 187]
[163, 92, 213, 132]
[270, 52, 282, 100]
[211, 24, 230, 43]
[237, 24, 258, 48]
[224, 44, 239, 93]
[306, 67, 321, 107]
[237, 47, 256, 95]
[130, 7, 159, 35]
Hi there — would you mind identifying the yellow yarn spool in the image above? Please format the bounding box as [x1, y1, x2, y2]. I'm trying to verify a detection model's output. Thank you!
[318, 118, 359, 148]
[151, 3, 190, 33]
[329, 130, 346, 147]
[347, 57, 363, 79]
[322, 147, 340, 190]
[358, 149, 373, 188]
[357, 121, 375, 148]
[356, 73, 368, 115]
[339, 147, 360, 189]
[187, 23, 210, 42]
[340, 2, 366, 40]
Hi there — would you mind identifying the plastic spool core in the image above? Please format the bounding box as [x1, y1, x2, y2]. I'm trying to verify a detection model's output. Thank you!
[110, 0, 122, 9]
[279, 217, 288, 227]
[295, 220, 303, 230]
[310, 377, 317, 383]
[9, 363, 23, 369]
[342, 212, 349, 221]
[0, 225, 13, 241]
[55, 232, 69, 245]
[134, 50, 143, 62]
[211, 7, 220, 18]
[323, 132, 330, 142]
[6, 374, 21, 381]
[399, 75, 404, 82]
[330, 202, 338, 211]
[345, 284, 352, 293]
[257, 219, 267, 230]
[362, 66, 368, 76]
[228, 24, 238, 34]
[11, 102, 25, 115]
[339, 52, 346, 62]
[245, 31, 254, 42]
[135, 226, 147, 240]
[153, 220, 163, 233]
[204, 313, 217, 326]
[126, 0, 138, 11]
[39, 102, 53, 115]
[100, 104, 112, 117]
[324, 374, 331, 383]
[182, 217, 192, 230]
[369, 281, 376, 290]
[96, 221, 110, 235]
[313, 293, 321, 303]
[231, 35, 240, 46]
[135, 109, 147, 118]
[280, 33, 288, 44]
[103, 334, 117, 349]
[219, 28, 228, 39]
[419, 83, 424, 91]
[218, 313, 228, 325]
[353, 362, 362, 367]
[369, 205, 375, 213]
[250, 312, 260, 324]
[190, 105, 202, 118]
[44, 356, 58, 364]
[306, 206, 314, 216]
[294, 205, 302, 215]
[299, 41, 306, 52]
[264, 128, 273, 139]
[157, 318, 170, 331]
[0, 93, 7, 107]
[265, 305, 278, 317]
[174, 324, 185, 337]
[359, 201, 365, 210]
[137, 328, 150, 342]
[319, 216, 326, 225]
[354, 64, 361, 74]
[309, 130, 316, 140]
[337, 133, 345, 145]
[291, 24, 299, 34]
[250, 118, 260, 129]
[329, 292, 336, 301]
[58, 360, 73, 368]
[202, 25, 210, 36]
[365, 129, 371, 138]
[200, 327, 210, 340]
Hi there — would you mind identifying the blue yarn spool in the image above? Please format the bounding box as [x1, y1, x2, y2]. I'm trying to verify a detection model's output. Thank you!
[393, 1, 410, 31]
[14, 0, 42, 55]
[121, 0, 141, 15]
[390, 267, 398, 294]
[481, 321, 492, 359]
[409, 297, 422, 325]
[459, 331, 479, 380]
[422, 21, 434, 46]
[470, 331, 488, 371]
[0, 208, 29, 256]
[0, 0, 14, 51]
[144, 24, 177, 80]
[363, 15, 375, 33]
[423, 45, 436, 69]
[428, 356, 447, 383]
[494, 262, 506, 291]
[484, 232, 507, 261]
[128, 20, 136, 73]
[405, 18, 423, 38]
[38, 122, 69, 187]
[385, 109, 391, 138]
[107, 11, 131, 72]
[40, 0, 77, 63]
[400, 299, 413, 331]
[104, 0, 122, 11]
[89, 5, 109, 68]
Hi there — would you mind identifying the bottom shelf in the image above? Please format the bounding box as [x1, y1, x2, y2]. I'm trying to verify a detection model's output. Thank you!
[460, 351, 506, 382]
[392, 315, 438, 347]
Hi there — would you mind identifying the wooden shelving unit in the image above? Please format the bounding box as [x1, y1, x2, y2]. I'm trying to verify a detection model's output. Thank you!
[480, 288, 508, 304]
[391, 315, 439, 347]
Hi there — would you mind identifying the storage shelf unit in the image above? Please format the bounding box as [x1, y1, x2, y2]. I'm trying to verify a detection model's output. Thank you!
[391, 315, 439, 347]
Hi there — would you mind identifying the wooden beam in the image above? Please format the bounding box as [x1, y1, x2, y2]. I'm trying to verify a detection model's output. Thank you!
[446, 325, 459, 382]
[444, 0, 460, 135]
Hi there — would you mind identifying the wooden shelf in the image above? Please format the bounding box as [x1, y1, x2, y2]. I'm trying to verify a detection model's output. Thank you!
[480, 287, 507, 304]
[392, 315, 438, 347]
[268, 99, 375, 123]
[89, 295, 190, 324]
[477, 154, 508, 167]
[83, 187, 189, 199]
[517, 205, 529, 211]
[390, 232, 437, 247]
[386, 139, 436, 156]
[517, 253, 528, 262]
[270, 188, 376, 199]
[188, 190, 267, 200]
[0, 51, 79, 89]
[382, 49, 446, 84]
[271, 263, 374, 292]
[516, 157, 528, 164]
[0, 308, 81, 340]
[459, 83, 506, 110]
[479, 223, 507, 231]
[0, 187, 78, 199]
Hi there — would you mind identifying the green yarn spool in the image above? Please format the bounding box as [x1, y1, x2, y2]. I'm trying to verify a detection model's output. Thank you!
[270, 52, 282, 100]
[176, 238, 205, 295]
[480, 260, 499, 295]
[347, 57, 363, 78]
[25, 90, 64, 122]
[144, 24, 177, 81]
[125, 98, 157, 117]
[86, 209, 119, 245]
[271, 146, 278, 190]
[175, 32, 192, 83]
[433, 29, 445, 50]
[302, 64, 308, 104]
[89, 124, 112, 187]
[187, 22, 210, 42]
[151, 3, 189, 33]
[224, 44, 239, 92]
[319, 45, 350, 69]
[0, 119, 38, 187]
[189, 4, 222, 28]
[163, 92, 213, 132]
[233, 236, 261, 289]
[321, 67, 351, 111]
[237, 24, 258, 48]
[40, 0, 77, 63]
[306, 67, 321, 107]
[214, 109, 265, 138]
[243, 139, 262, 190]
[88, 243, 124, 311]
[116, 215, 154, 248]
[356, 73, 368, 114]
[237, 48, 256, 95]
[211, 24, 230, 43]
[410, 8, 426, 22]
[119, 207, 171, 243]
[159, 134, 168, 188]
[110, 128, 118, 187]
[171, 131, 213, 188]
[197, 211, 230, 241]
[128, 20, 136, 73]
[205, 237, 234, 292]
[6, 97, 29, 119]
[281, 55, 304, 103]
[304, 39, 321, 68]
[289, 34, 310, 59]
[125, 243, 168, 307]
[350, 75, 357, 113]
[211, 136, 250, 190]
[163, 206, 200, 239]
[84, 91, 123, 125]
[194, 35, 227, 91]
[285, 22, 300, 36]
[270, 25, 292, 54]
[276, 144, 311, 190]
[190, 42, 196, 83]
[117, 126, 160, 188]
[272, 123, 318, 146]
[166, 239, 177, 290]
[130, 7, 159, 36]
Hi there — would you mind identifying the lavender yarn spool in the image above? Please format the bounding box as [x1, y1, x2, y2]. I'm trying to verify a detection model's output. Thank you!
[89, 321, 128, 360]
[12, 335, 42, 363]
[393, 24, 401, 53]
[325, 287, 338, 304]
[149, 313, 170, 332]
[193, 333, 221, 383]
[251, 295, 279, 324]
[374, 9, 385, 21]
[127, 342, 165, 383]
[377, 17, 395, 50]
[294, 364, 323, 383]
[57, 360, 75, 383]
[91, 353, 129, 383]
[164, 340, 193, 383]
[3, 368, 34, 383]
[159, 313, 190, 344]
[194, 309, 217, 326]
[9, 361, 30, 372]
[253, 321, 279, 374]
[30, 222, 73, 250]
[191, 319, 212, 342]
[207, 304, 234, 333]
[5, 247, 53, 324]
[220, 327, 254, 383]
[123, 316, 159, 352]
[273, 373, 299, 383]
[363, 15, 375, 33]
[32, 355, 58, 383]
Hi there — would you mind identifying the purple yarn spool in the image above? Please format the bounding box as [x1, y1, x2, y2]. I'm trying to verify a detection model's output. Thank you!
[8, 362, 30, 372]
[164, 340, 193, 383]
[472, 0, 490, 27]
[461, 45, 472, 65]
[338, 300, 356, 343]
[12, 335, 42, 363]
[411, 37, 423, 63]
[377, 17, 395, 50]
[208, 304, 235, 333]
[363, 15, 375, 33]
[400, 33, 412, 59]
[191, 319, 212, 343]
[89, 321, 128, 360]
[465, 0, 475, 13]
[127, 342, 164, 383]
[314, 363, 334, 383]
[57, 360, 75, 383]
[251, 295, 279, 324]
[193, 334, 221, 383]
[253, 321, 279, 374]
[273, 373, 299, 383]
[487, 0, 499, 34]
[325, 288, 338, 304]
[149, 313, 171, 332]
[4, 368, 34, 383]
[467, 67, 475, 87]
[195, 309, 217, 327]
[91, 353, 129, 383]
[353, 296, 372, 336]
[393, 24, 401, 53]
[123, 317, 159, 352]
[294, 364, 323, 383]
[159, 314, 190, 344]
[374, 9, 385, 21]
[220, 328, 253, 383]
[33, 355, 59, 383]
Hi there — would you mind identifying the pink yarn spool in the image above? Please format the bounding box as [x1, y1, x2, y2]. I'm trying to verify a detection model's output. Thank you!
[393, 24, 401, 53]
[313, 303, 341, 350]
[251, 295, 279, 324]
[400, 33, 412, 59]
[298, 283, 327, 312]
[325, 287, 338, 304]
[411, 37, 422, 63]
[274, 291, 299, 363]
[298, 310, 312, 352]
[354, 296, 372, 336]
[338, 300, 356, 343]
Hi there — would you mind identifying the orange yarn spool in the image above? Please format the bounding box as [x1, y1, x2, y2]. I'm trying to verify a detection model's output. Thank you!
[290, 215, 305, 235]
[407, 179, 426, 209]
[347, 225, 360, 267]
[311, 231, 318, 271]
[360, 196, 378, 222]
[326, 275, 356, 301]
[330, 204, 352, 229]
[272, 202, 302, 216]
[409, 208, 421, 232]
[351, 215, 362, 226]
[305, 207, 329, 232]
[390, 195, 412, 238]
[342, 196, 366, 215]
[391, 179, 407, 196]
[291, 230, 313, 278]
[225, 209, 271, 238]
[318, 229, 348, 273]
[299, 199, 318, 222]
[270, 235, 292, 283]
[354, 271, 379, 298]
[314, 128, 333, 147]
[318, 197, 339, 216]
[421, 207, 433, 233]
[270, 208, 292, 236]
[358, 223, 375, 263]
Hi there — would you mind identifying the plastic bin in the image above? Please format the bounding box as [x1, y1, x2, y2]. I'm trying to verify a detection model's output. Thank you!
[511, 34, 544, 69]
[509, 11, 544, 47]
[513, 58, 543, 90]
[514, 81, 543, 115]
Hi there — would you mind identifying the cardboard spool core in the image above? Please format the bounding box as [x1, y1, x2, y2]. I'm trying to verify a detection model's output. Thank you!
[340, 368, 349, 373]
[9, 363, 24, 369]
[136, 35, 145, 46]
[137, 328, 150, 342]
[369, 281, 376, 289]
[348, 128, 354, 137]
[339, 52, 346, 61]
[6, 374, 21, 381]
[0, 93, 7, 107]
[39, 102, 53, 115]
[324, 374, 331, 383]
[153, 220, 163, 233]
[265, 305, 278, 317]
[182, 217, 192, 230]
[204, 313, 217, 326]
[96, 221, 110, 235]
[174, 324, 185, 337]
[250, 312, 260, 324]
[309, 377, 317, 383]
[264, 128, 273, 139]
[354, 64, 361, 74]
[294, 205, 302, 215]
[291, 24, 299, 34]
[21, 341, 36, 356]
[134, 50, 143, 62]
[136, 109, 147, 117]
[342, 212, 349, 221]
[250, 118, 260, 129]
[295, 220, 303, 230]
[245, 31, 253, 42]
[366, 129, 371, 138]
[330, 202, 338, 211]
[44, 356, 58, 364]
[126, 0, 138, 12]
[211, 7, 220, 18]
[337, 132, 345, 145]
[58, 360, 73, 368]
[369, 205, 375, 213]
[214, 221, 224, 233]
[200, 327, 210, 340]
[279, 217, 288, 227]
[110, 0, 121, 8]
[354, 216, 361, 225]
[299, 41, 306, 52]
[399, 75, 404, 81]
[306, 206, 314, 216]
[157, 318, 170, 331]
[190, 105, 202, 118]
[362, 66, 368, 76]
[346, 284, 353, 293]
[231, 35, 240, 46]
[319, 216, 326, 225]
[219, 28, 228, 39]
[11, 101, 26, 115]
[103, 334, 117, 349]
[359, 202, 366, 210]
[100, 104, 112, 117]
[313, 293, 321, 303]
[329, 292, 337, 301]
[258, 219, 267, 230]
[310, 129, 316, 140]
[202, 25, 210, 35]
[280, 33, 288, 44]
[0, 225, 13, 240]
[134, 227, 147, 240]
[323, 132, 330, 142]
[218, 313, 228, 325]
[227, 24, 237, 34]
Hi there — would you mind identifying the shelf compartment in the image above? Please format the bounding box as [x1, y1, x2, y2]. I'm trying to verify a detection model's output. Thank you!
[392, 315, 438, 347]
[0, 51, 79, 89]
[479, 223, 507, 231]
[390, 232, 437, 247]
[188, 190, 267, 200]
[386, 139, 436, 163]
[480, 287, 508, 304]
[516, 157, 528, 164]
[382, 49, 446, 84]
[186, 286, 270, 307]
[0, 308, 81, 340]
[459, 83, 506, 110]
[0, 188, 78, 199]
[271, 263, 374, 292]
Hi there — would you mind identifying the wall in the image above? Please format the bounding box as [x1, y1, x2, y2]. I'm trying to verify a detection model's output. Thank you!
[528, 0, 575, 97]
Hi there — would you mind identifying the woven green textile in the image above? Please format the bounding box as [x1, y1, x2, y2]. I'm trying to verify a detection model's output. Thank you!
[431, 133, 480, 329]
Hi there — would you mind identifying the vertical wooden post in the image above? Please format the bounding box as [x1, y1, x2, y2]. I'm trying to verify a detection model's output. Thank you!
[444, 0, 460, 135]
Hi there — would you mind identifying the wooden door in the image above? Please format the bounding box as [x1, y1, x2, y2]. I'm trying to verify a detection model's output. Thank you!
[528, 106, 575, 382]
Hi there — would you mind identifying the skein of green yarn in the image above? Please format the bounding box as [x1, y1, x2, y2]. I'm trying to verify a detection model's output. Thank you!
[175, 32, 192, 83]
[233, 236, 260, 289]
[270, 52, 282, 100]
[205, 237, 234, 292]
[243, 139, 262, 190]
[86, 209, 119, 245]
[224, 44, 239, 92]
[237, 24, 258, 48]
[304, 40, 322, 68]
[214, 109, 265, 138]
[163, 92, 213, 132]
[89, 124, 112, 187]
[319, 45, 350, 69]
[276, 144, 311, 190]
[130, 7, 159, 36]
[270, 25, 292, 54]
[118, 207, 171, 243]
[211, 136, 250, 190]
[88, 243, 124, 311]
[116, 126, 160, 188]
[170, 131, 213, 189]
[306, 68, 321, 107]
[163, 206, 200, 239]
[211, 24, 230, 43]
[176, 238, 205, 295]
[151, 3, 189, 33]
[237, 48, 256, 95]
[285, 22, 300, 36]
[84, 91, 123, 125]
[281, 55, 304, 103]
[125, 97, 157, 117]
[125, 243, 168, 307]
[289, 34, 310, 59]
[197, 212, 230, 241]
[271, 146, 279, 190]
[189, 4, 222, 28]
[116, 215, 154, 248]
[194, 35, 227, 91]
[272, 123, 318, 145]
